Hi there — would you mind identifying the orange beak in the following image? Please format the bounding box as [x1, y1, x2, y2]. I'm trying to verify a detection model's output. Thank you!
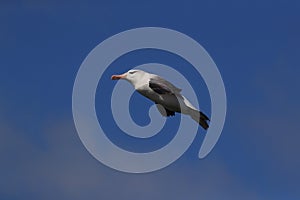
[111, 73, 127, 80]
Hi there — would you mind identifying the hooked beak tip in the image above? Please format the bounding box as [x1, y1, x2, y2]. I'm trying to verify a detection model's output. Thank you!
[111, 75, 119, 80]
[111, 73, 126, 80]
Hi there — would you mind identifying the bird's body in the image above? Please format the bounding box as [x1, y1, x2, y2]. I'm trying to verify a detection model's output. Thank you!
[111, 69, 210, 130]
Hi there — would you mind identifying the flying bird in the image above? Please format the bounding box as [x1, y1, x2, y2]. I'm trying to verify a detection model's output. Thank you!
[111, 69, 210, 130]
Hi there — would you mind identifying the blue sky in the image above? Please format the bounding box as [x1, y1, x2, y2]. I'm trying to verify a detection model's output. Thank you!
[1, 0, 300, 199]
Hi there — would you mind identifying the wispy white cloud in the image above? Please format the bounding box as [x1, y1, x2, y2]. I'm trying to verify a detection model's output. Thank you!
[0, 117, 262, 200]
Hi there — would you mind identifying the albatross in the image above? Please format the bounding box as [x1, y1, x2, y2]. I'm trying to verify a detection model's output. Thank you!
[111, 69, 210, 130]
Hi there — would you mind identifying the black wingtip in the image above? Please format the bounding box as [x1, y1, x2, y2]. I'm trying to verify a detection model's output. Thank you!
[200, 111, 210, 121]
[200, 120, 209, 130]
[199, 112, 210, 130]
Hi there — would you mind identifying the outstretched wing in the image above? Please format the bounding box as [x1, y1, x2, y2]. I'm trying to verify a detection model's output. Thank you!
[149, 76, 182, 95]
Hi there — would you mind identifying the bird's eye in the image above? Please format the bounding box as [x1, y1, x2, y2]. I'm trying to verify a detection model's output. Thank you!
[129, 71, 136, 74]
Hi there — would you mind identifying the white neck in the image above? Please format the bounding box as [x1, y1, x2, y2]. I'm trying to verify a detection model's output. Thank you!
[127, 72, 150, 89]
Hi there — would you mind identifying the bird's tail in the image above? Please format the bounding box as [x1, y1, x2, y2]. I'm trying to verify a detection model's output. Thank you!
[189, 109, 210, 130]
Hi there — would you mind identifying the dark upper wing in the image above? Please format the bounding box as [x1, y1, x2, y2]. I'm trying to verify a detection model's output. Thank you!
[156, 104, 175, 117]
[149, 76, 182, 95]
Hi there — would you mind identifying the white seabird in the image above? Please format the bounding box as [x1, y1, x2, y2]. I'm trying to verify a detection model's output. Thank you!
[111, 69, 210, 130]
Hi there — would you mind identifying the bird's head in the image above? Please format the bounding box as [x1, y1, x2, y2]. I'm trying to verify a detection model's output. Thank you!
[111, 69, 145, 85]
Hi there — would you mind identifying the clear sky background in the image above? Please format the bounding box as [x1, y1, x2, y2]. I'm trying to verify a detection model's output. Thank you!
[1, 1, 300, 199]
